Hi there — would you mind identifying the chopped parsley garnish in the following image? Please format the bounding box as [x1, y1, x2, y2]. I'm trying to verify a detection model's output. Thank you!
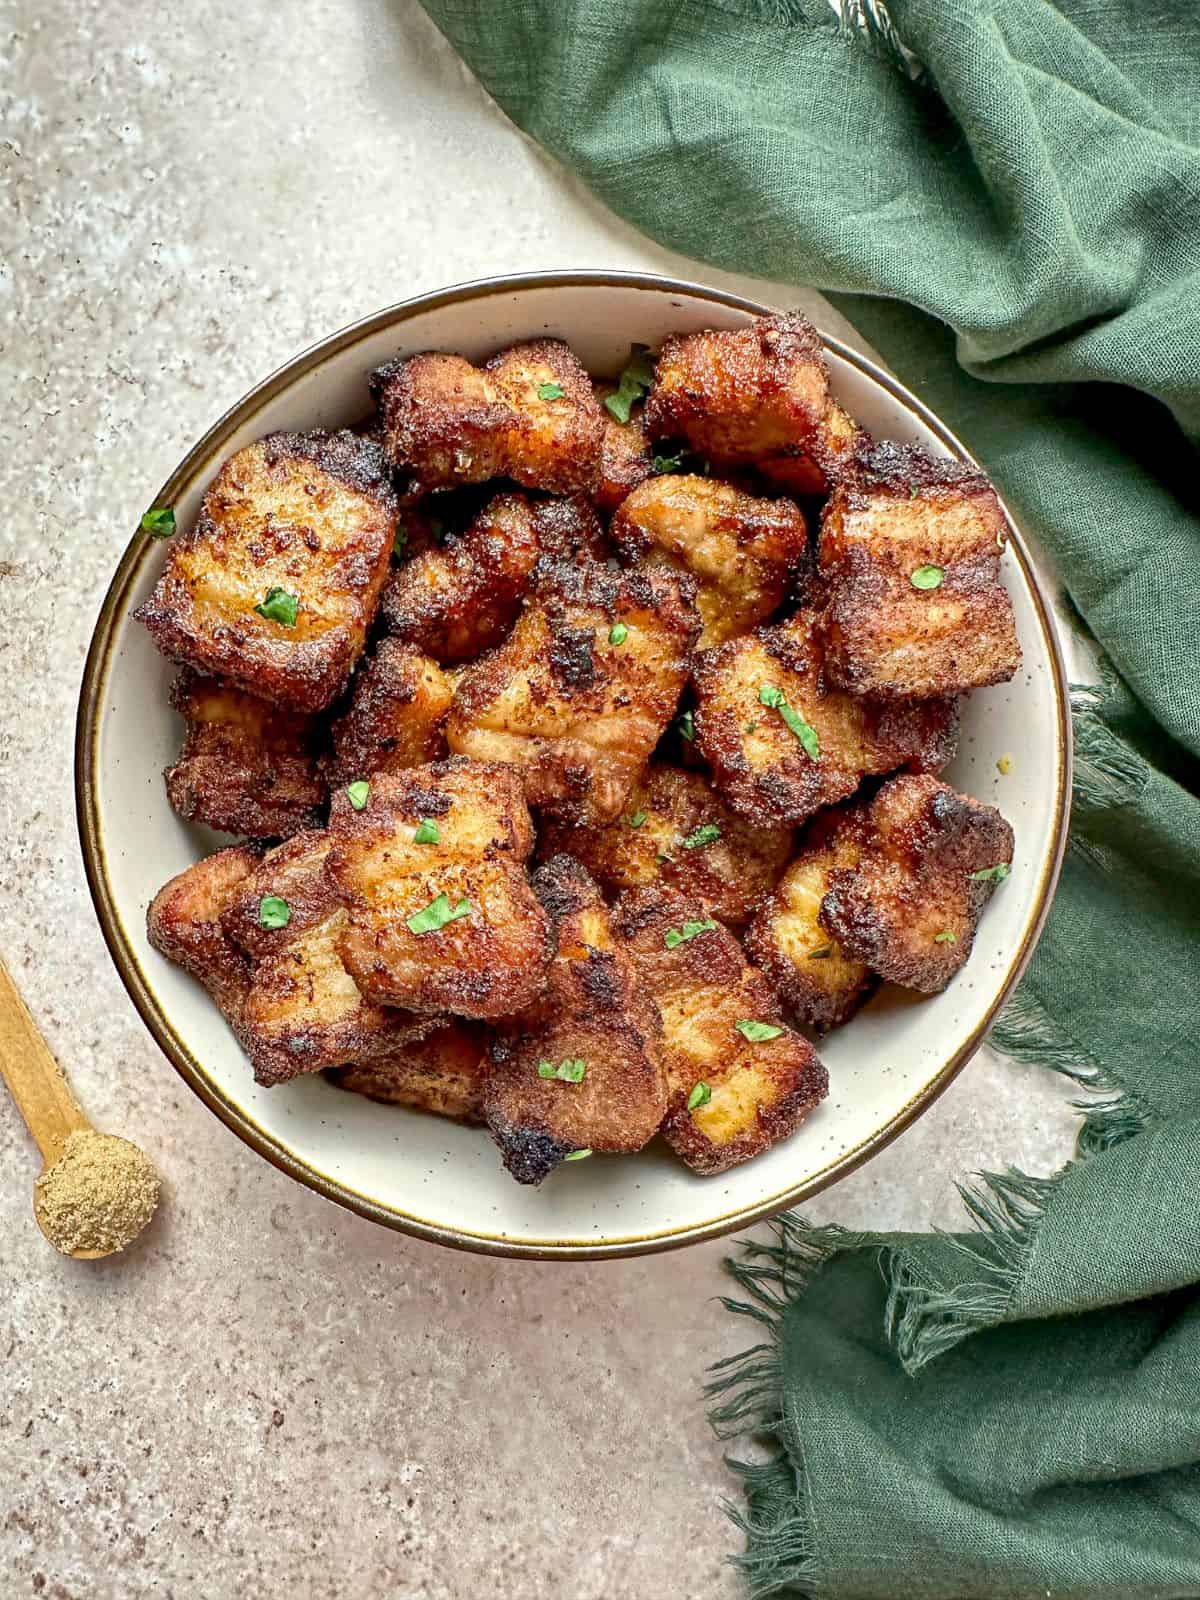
[406, 892, 471, 935]
[808, 945, 834, 960]
[664, 919, 717, 950]
[681, 823, 721, 850]
[934, 930, 958, 943]
[608, 622, 628, 646]
[537, 1057, 587, 1082]
[393, 524, 408, 559]
[687, 1082, 712, 1111]
[678, 710, 695, 742]
[735, 1019, 784, 1042]
[744, 721, 758, 734]
[562, 1148, 592, 1162]
[346, 781, 370, 811]
[412, 819, 440, 845]
[141, 506, 175, 539]
[969, 863, 1011, 882]
[758, 683, 819, 760]
[258, 895, 290, 930]
[910, 565, 945, 590]
[603, 345, 655, 424]
[254, 587, 299, 627]
[537, 381, 565, 401]
[997, 754, 1013, 775]
[651, 450, 684, 474]
[625, 809, 648, 829]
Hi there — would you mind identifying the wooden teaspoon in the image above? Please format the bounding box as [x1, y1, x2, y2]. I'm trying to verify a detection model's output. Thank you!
[0, 956, 160, 1258]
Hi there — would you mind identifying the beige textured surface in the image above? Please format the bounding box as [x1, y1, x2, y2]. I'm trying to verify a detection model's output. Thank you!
[0, 2, 1078, 1594]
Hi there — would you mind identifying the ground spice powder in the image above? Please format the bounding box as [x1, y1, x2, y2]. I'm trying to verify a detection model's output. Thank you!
[34, 1130, 160, 1254]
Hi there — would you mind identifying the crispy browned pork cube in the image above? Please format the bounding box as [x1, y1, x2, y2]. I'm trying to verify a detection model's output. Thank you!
[371, 339, 604, 495]
[447, 560, 701, 826]
[610, 475, 808, 648]
[643, 312, 860, 494]
[219, 830, 438, 1086]
[485, 856, 667, 1184]
[820, 774, 1014, 994]
[164, 671, 326, 839]
[325, 759, 552, 1019]
[743, 808, 874, 1032]
[328, 1022, 494, 1124]
[135, 432, 398, 713]
[819, 440, 1021, 698]
[325, 640, 455, 786]
[379, 491, 604, 663]
[613, 887, 827, 1175]
[536, 760, 792, 927]
[593, 385, 654, 513]
[146, 843, 263, 1009]
[692, 608, 958, 828]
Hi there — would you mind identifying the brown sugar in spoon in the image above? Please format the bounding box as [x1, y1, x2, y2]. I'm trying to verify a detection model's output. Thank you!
[0, 956, 160, 1258]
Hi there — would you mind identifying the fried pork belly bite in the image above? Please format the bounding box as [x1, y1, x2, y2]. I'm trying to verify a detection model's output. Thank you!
[220, 830, 438, 1086]
[135, 431, 397, 713]
[536, 760, 792, 928]
[146, 842, 262, 1011]
[819, 440, 1021, 698]
[325, 758, 552, 1019]
[379, 491, 604, 663]
[743, 807, 874, 1032]
[692, 607, 957, 828]
[371, 338, 604, 495]
[325, 639, 454, 785]
[327, 1022, 493, 1124]
[820, 774, 1014, 994]
[485, 856, 667, 1185]
[164, 670, 326, 840]
[643, 312, 859, 495]
[593, 386, 654, 514]
[610, 475, 808, 648]
[613, 887, 827, 1175]
[447, 559, 701, 826]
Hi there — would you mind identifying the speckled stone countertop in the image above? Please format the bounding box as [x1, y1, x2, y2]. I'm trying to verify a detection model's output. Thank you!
[0, 3, 1078, 1594]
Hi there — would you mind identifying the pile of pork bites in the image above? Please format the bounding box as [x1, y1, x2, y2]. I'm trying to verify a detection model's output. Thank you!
[139, 312, 1019, 1186]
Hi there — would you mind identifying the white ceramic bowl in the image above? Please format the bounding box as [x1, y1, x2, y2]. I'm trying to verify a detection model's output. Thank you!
[76, 272, 1070, 1258]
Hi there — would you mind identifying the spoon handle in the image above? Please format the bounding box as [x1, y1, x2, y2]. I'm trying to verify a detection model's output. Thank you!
[0, 957, 90, 1165]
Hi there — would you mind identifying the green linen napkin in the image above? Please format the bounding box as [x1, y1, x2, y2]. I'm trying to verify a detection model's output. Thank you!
[417, 2, 1200, 1593]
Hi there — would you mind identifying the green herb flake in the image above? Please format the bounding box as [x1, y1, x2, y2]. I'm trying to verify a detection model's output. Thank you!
[910, 565, 945, 591]
[681, 823, 721, 851]
[406, 892, 471, 936]
[346, 781, 370, 811]
[141, 506, 176, 539]
[412, 819, 440, 845]
[537, 1058, 586, 1082]
[934, 930, 958, 944]
[808, 945, 834, 960]
[393, 524, 408, 559]
[735, 1019, 784, 1043]
[969, 863, 1011, 883]
[664, 919, 717, 950]
[258, 895, 291, 930]
[655, 851, 674, 865]
[651, 450, 684, 474]
[608, 622, 629, 646]
[687, 1081, 712, 1111]
[997, 754, 1013, 776]
[562, 1148, 592, 1162]
[744, 721, 758, 734]
[757, 683, 819, 760]
[625, 809, 648, 830]
[603, 345, 655, 425]
[254, 586, 299, 627]
[537, 381, 565, 401]
[678, 710, 695, 743]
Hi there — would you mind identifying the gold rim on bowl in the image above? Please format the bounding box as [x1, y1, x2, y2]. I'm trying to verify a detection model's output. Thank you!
[74, 270, 1073, 1260]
